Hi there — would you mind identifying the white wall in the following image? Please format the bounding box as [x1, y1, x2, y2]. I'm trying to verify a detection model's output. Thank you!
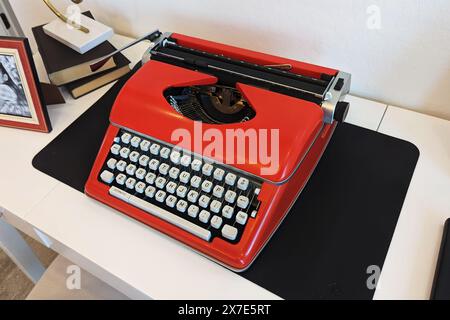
[9, 0, 450, 120]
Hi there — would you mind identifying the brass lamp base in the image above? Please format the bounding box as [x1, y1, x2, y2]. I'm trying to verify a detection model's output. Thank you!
[42, 0, 89, 33]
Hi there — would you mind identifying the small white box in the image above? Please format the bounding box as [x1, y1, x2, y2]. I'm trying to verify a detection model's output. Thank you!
[43, 15, 113, 54]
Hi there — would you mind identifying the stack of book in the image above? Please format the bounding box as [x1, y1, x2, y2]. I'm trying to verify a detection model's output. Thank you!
[32, 12, 131, 99]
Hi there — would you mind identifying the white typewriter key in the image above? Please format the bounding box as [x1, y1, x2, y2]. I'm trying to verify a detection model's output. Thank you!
[116, 174, 126, 185]
[191, 159, 202, 171]
[180, 155, 191, 167]
[210, 216, 223, 229]
[170, 151, 181, 164]
[159, 163, 170, 175]
[210, 200, 222, 213]
[225, 190, 237, 203]
[160, 147, 171, 159]
[198, 195, 211, 208]
[202, 163, 214, 176]
[148, 159, 160, 171]
[166, 195, 177, 208]
[213, 185, 224, 198]
[121, 133, 131, 144]
[236, 211, 248, 225]
[251, 210, 258, 218]
[125, 194, 211, 241]
[100, 170, 114, 184]
[139, 155, 150, 167]
[199, 210, 211, 223]
[129, 151, 140, 163]
[237, 178, 249, 191]
[120, 147, 130, 159]
[126, 164, 137, 176]
[213, 168, 225, 181]
[150, 143, 161, 155]
[201, 180, 213, 193]
[190, 176, 201, 188]
[109, 187, 130, 202]
[110, 144, 121, 155]
[135, 181, 146, 194]
[116, 160, 127, 172]
[222, 205, 234, 219]
[145, 186, 156, 198]
[222, 225, 238, 241]
[126, 177, 136, 189]
[145, 172, 156, 184]
[113, 137, 120, 143]
[237, 195, 249, 209]
[225, 173, 237, 186]
[155, 177, 167, 189]
[169, 167, 180, 179]
[176, 200, 188, 213]
[166, 181, 177, 194]
[155, 190, 166, 203]
[254, 188, 260, 195]
[130, 136, 141, 148]
[176, 185, 187, 198]
[188, 205, 199, 218]
[107, 158, 117, 170]
[179, 171, 190, 184]
[140, 140, 151, 152]
[187, 190, 199, 203]
[135, 168, 146, 180]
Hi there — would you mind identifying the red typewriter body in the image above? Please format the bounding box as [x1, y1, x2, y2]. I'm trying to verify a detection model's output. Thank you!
[85, 32, 351, 271]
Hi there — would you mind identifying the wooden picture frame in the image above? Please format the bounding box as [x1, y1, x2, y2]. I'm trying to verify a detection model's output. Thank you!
[0, 36, 51, 133]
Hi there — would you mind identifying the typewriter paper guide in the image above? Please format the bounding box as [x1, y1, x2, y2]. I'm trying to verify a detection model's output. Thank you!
[110, 60, 324, 184]
[173, 33, 338, 79]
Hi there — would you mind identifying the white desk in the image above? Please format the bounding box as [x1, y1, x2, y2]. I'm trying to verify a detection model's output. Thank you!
[374, 107, 450, 299]
[1, 34, 448, 299]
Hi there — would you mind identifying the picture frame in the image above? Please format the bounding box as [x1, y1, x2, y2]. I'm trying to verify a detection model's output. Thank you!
[0, 36, 51, 133]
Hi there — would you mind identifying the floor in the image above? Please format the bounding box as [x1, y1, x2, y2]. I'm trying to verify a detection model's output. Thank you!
[0, 231, 57, 300]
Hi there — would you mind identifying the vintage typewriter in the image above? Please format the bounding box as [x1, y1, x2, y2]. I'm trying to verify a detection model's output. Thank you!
[85, 31, 351, 271]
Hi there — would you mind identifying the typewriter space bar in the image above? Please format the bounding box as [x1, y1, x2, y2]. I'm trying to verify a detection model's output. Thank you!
[109, 187, 212, 241]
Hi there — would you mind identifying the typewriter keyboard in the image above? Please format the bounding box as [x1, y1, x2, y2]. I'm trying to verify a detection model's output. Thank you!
[98, 129, 263, 244]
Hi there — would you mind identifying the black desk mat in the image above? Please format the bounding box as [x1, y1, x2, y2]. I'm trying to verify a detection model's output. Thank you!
[32, 65, 419, 299]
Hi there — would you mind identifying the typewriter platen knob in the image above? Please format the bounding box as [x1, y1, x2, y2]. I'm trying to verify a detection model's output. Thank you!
[334, 101, 350, 122]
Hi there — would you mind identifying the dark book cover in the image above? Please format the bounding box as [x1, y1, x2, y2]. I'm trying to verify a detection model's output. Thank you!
[66, 52, 131, 98]
[32, 11, 116, 84]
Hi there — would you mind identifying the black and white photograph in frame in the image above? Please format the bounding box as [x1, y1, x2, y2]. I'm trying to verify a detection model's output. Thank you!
[0, 53, 31, 118]
[0, 37, 51, 132]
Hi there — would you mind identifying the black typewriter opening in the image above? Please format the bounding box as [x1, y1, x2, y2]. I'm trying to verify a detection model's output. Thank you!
[164, 85, 256, 124]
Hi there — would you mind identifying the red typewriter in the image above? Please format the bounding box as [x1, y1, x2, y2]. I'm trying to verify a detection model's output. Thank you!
[85, 31, 351, 271]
